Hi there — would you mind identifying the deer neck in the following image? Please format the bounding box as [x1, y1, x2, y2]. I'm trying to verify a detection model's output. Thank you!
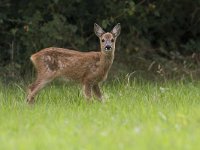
[99, 51, 114, 73]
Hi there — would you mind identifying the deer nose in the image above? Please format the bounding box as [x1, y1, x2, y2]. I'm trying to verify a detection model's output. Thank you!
[105, 45, 112, 50]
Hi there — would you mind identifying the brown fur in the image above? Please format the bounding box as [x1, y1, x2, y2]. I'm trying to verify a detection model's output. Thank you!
[27, 23, 121, 104]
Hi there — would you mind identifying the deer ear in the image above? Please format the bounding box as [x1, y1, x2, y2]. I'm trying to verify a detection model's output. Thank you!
[111, 23, 121, 37]
[94, 23, 105, 37]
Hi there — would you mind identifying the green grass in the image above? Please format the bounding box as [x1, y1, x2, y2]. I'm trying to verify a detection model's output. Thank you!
[0, 79, 200, 150]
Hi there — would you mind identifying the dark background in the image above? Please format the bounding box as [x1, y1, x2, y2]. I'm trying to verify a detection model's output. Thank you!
[0, 0, 200, 81]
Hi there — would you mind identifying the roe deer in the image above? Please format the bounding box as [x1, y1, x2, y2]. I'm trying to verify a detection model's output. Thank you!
[27, 23, 121, 104]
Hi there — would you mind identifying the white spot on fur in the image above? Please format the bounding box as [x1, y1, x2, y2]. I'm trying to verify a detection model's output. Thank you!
[46, 55, 51, 61]
[58, 60, 65, 69]
[46, 65, 51, 72]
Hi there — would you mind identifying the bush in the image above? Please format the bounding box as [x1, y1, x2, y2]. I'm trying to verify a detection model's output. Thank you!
[0, 0, 199, 78]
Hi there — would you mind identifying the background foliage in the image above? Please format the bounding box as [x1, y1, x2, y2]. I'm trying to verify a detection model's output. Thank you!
[0, 0, 200, 79]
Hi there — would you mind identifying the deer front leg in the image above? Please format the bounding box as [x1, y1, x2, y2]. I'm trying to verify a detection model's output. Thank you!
[83, 83, 92, 100]
[92, 84, 102, 100]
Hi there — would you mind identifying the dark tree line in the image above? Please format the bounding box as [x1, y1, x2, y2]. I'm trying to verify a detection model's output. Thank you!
[0, 0, 199, 78]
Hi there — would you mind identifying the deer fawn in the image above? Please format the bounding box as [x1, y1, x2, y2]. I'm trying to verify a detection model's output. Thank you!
[27, 23, 121, 104]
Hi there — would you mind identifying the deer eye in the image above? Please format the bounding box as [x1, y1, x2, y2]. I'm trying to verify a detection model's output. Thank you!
[101, 39, 105, 42]
[111, 39, 114, 42]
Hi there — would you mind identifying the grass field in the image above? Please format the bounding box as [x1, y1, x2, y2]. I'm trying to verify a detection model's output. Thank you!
[0, 79, 200, 150]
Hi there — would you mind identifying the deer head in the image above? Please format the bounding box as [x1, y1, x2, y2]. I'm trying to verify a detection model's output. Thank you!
[94, 23, 121, 53]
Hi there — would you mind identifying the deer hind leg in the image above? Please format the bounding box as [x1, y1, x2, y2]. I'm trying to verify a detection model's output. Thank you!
[92, 84, 102, 100]
[27, 73, 55, 104]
